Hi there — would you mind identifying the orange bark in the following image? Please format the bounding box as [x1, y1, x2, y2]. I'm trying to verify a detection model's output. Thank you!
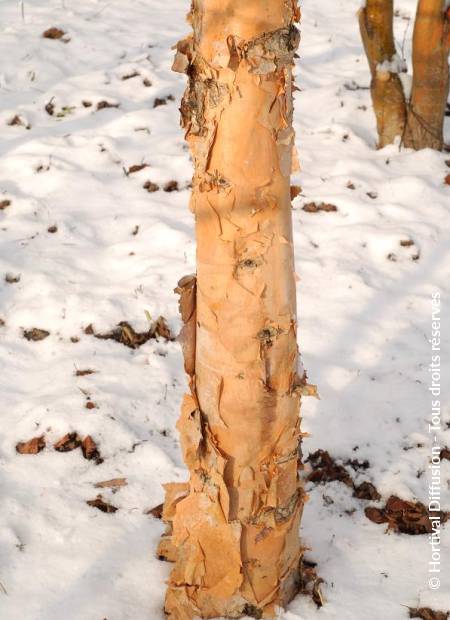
[359, 0, 450, 150]
[358, 0, 407, 148]
[405, 0, 450, 150]
[159, 1, 308, 618]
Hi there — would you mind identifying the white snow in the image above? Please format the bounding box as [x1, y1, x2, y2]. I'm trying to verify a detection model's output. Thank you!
[399, 71, 413, 100]
[377, 54, 408, 75]
[0, 1, 449, 619]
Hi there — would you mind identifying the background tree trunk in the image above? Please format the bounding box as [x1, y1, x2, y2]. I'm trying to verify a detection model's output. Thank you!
[358, 0, 407, 148]
[404, 0, 450, 150]
[159, 1, 307, 618]
[359, 0, 449, 151]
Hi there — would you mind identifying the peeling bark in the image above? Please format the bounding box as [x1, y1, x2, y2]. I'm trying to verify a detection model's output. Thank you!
[358, 0, 407, 148]
[160, 1, 307, 618]
[404, 0, 450, 150]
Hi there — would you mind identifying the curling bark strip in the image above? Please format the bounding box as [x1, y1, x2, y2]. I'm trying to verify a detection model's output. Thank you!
[158, 1, 310, 618]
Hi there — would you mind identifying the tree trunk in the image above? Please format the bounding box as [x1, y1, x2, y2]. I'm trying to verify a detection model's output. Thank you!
[358, 0, 407, 148]
[158, 1, 309, 619]
[359, 0, 449, 151]
[404, 0, 449, 150]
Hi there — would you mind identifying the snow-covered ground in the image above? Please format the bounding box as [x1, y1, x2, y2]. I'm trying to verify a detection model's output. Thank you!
[0, 1, 449, 619]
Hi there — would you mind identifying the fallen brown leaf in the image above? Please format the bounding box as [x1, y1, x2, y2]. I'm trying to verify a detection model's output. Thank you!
[146, 503, 164, 519]
[8, 115, 26, 127]
[409, 607, 449, 620]
[153, 97, 167, 108]
[54, 433, 82, 452]
[152, 316, 173, 341]
[86, 496, 118, 514]
[344, 458, 370, 471]
[440, 447, 450, 461]
[23, 328, 50, 341]
[306, 450, 353, 487]
[5, 273, 20, 284]
[302, 202, 337, 213]
[364, 506, 386, 524]
[94, 478, 127, 489]
[42, 27, 65, 40]
[290, 185, 302, 200]
[353, 481, 381, 501]
[153, 95, 174, 108]
[81, 436, 103, 464]
[16, 436, 45, 455]
[164, 180, 179, 192]
[143, 181, 160, 193]
[307, 450, 381, 503]
[45, 99, 55, 115]
[91, 318, 174, 349]
[365, 495, 449, 535]
[75, 368, 96, 377]
[299, 558, 325, 608]
[97, 100, 119, 111]
[127, 163, 149, 174]
[122, 71, 139, 80]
